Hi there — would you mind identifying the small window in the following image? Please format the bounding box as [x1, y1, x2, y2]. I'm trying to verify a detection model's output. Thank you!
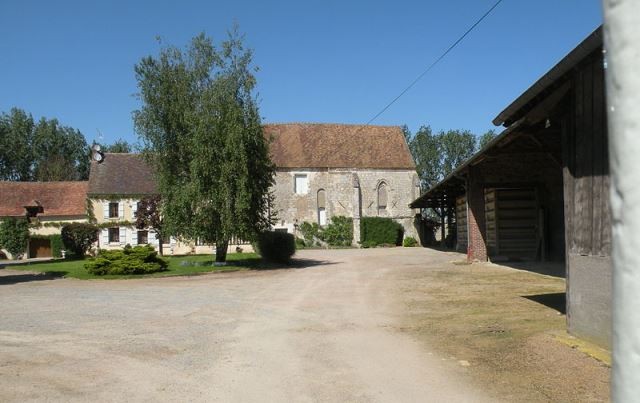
[135, 202, 141, 218]
[137, 230, 148, 245]
[377, 182, 388, 213]
[108, 227, 120, 243]
[275, 228, 288, 233]
[161, 234, 170, 245]
[317, 189, 327, 226]
[109, 202, 119, 218]
[294, 174, 308, 195]
[318, 208, 327, 226]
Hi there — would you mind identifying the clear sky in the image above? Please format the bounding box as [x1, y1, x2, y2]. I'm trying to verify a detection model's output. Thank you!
[0, 1, 602, 146]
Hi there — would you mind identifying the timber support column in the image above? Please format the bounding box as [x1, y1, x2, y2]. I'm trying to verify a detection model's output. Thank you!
[352, 173, 361, 246]
[602, 1, 640, 400]
[466, 167, 487, 262]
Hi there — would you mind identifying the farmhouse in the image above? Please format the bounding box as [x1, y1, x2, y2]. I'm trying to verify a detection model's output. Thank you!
[410, 27, 610, 347]
[0, 181, 88, 258]
[266, 123, 420, 241]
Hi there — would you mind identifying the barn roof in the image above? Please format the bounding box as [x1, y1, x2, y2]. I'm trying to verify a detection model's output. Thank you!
[88, 153, 158, 196]
[0, 181, 88, 217]
[264, 123, 416, 169]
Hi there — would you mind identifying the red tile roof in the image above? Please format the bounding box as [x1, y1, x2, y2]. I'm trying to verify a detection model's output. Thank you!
[0, 181, 88, 217]
[264, 123, 416, 169]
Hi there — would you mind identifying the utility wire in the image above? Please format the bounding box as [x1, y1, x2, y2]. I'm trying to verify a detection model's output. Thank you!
[366, 0, 504, 125]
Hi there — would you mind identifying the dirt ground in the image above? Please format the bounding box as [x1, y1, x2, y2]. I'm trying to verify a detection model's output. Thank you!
[0, 248, 609, 402]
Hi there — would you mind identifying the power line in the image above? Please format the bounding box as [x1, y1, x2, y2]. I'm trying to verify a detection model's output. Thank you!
[366, 0, 504, 125]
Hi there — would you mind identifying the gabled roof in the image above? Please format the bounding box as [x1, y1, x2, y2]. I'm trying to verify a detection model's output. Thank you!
[0, 181, 88, 217]
[88, 153, 158, 196]
[264, 123, 416, 169]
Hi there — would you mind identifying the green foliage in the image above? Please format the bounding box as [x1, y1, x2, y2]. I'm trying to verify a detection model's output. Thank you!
[403, 236, 418, 247]
[99, 138, 134, 153]
[0, 218, 30, 258]
[0, 108, 89, 181]
[299, 216, 353, 247]
[61, 223, 98, 257]
[321, 216, 353, 246]
[478, 129, 498, 149]
[361, 240, 378, 249]
[134, 27, 275, 263]
[85, 245, 168, 275]
[256, 231, 295, 264]
[295, 237, 306, 249]
[30, 234, 64, 257]
[360, 217, 404, 247]
[405, 126, 478, 190]
[299, 221, 321, 246]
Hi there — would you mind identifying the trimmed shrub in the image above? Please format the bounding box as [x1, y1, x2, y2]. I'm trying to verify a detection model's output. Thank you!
[61, 223, 98, 257]
[403, 236, 418, 247]
[0, 218, 29, 259]
[256, 231, 295, 264]
[85, 244, 168, 275]
[360, 217, 404, 247]
[322, 216, 353, 246]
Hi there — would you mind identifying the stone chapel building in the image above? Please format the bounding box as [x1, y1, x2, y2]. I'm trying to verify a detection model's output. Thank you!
[265, 123, 420, 242]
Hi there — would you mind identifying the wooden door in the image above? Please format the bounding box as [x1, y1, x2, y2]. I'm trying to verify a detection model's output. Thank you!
[29, 238, 52, 258]
[495, 188, 539, 260]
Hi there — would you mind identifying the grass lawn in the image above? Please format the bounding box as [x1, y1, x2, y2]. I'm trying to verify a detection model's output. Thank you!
[3, 253, 263, 280]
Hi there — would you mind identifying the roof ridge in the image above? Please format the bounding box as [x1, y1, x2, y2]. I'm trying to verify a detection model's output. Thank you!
[263, 122, 402, 129]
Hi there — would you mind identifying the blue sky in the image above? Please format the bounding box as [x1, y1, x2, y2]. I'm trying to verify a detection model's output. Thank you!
[0, 1, 602, 146]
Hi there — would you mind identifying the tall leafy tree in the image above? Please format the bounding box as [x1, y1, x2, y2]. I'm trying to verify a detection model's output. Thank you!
[0, 108, 35, 181]
[134, 28, 275, 263]
[478, 129, 498, 149]
[0, 108, 89, 181]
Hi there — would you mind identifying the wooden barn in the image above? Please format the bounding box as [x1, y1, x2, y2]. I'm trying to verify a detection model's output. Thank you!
[410, 27, 611, 348]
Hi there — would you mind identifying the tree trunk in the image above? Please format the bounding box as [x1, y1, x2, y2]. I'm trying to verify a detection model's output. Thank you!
[158, 235, 164, 256]
[215, 240, 228, 264]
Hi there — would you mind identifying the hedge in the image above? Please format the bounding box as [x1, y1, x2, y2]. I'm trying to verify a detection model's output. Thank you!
[255, 231, 296, 264]
[360, 217, 404, 247]
[61, 223, 99, 257]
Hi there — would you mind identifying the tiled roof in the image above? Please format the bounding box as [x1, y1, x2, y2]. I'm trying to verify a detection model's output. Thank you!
[0, 181, 88, 217]
[264, 123, 416, 169]
[88, 153, 158, 196]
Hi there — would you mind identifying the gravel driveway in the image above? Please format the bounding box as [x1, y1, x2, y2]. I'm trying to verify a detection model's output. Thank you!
[0, 248, 492, 402]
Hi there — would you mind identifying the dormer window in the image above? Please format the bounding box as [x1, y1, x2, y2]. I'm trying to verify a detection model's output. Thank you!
[109, 202, 119, 218]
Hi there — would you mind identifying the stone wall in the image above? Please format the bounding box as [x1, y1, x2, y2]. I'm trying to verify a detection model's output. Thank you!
[271, 168, 420, 242]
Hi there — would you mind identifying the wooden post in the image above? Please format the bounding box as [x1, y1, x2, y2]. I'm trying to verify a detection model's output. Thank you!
[602, 2, 640, 400]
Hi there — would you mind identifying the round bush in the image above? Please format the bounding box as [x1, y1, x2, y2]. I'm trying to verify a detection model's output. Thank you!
[256, 231, 295, 264]
[61, 223, 98, 257]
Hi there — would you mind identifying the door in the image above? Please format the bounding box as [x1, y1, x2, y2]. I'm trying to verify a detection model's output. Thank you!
[29, 238, 52, 258]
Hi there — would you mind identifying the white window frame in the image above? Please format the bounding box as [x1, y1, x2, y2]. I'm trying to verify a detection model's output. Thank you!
[294, 174, 308, 195]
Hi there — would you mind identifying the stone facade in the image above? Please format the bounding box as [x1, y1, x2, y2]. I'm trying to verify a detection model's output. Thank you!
[271, 168, 421, 242]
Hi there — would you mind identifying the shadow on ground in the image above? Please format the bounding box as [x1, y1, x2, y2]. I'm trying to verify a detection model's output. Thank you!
[0, 271, 66, 285]
[494, 261, 566, 278]
[523, 292, 566, 314]
[249, 257, 337, 271]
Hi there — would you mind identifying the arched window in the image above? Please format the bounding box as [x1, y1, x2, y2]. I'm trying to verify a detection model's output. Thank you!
[377, 182, 388, 214]
[317, 189, 327, 226]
